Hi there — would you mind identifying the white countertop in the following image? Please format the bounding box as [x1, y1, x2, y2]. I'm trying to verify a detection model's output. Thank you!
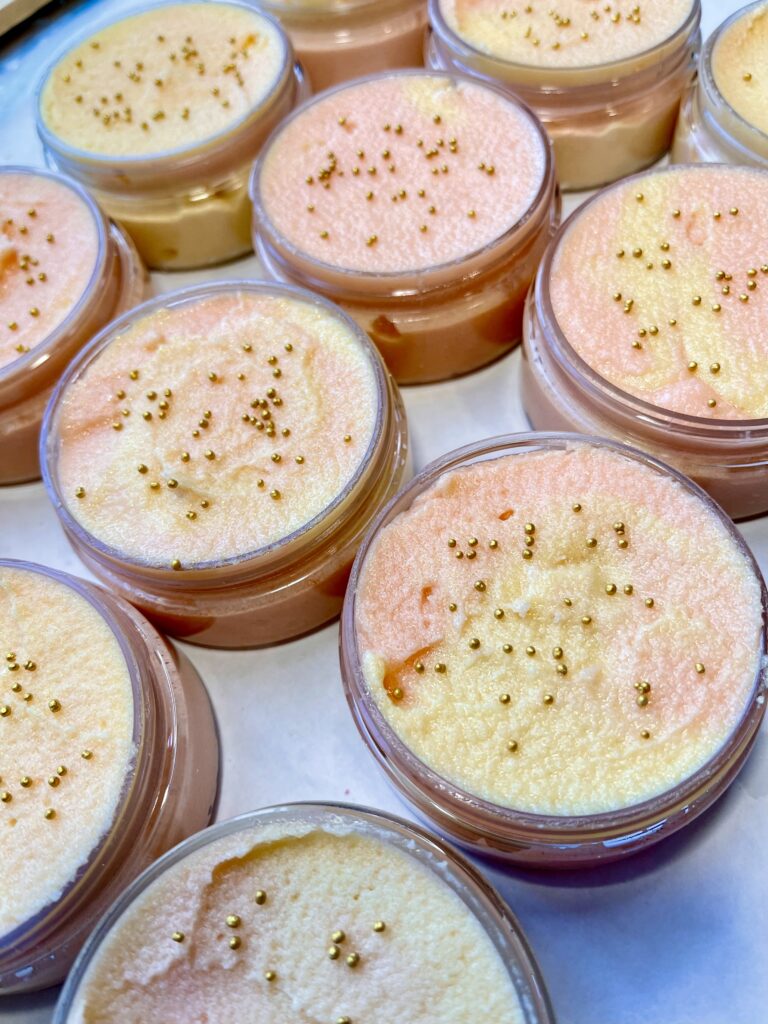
[1, 1, 765, 1021]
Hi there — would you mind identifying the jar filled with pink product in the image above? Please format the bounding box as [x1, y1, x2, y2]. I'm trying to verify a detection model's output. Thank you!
[40, 281, 408, 648]
[259, 0, 428, 93]
[0, 167, 146, 486]
[0, 560, 218, 994]
[522, 163, 768, 519]
[250, 70, 559, 385]
[426, 0, 701, 190]
[673, 1, 768, 168]
[341, 433, 767, 867]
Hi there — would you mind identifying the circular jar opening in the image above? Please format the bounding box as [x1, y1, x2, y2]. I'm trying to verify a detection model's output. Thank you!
[673, 1, 768, 167]
[258, 0, 428, 93]
[250, 69, 558, 385]
[341, 433, 767, 867]
[426, 0, 701, 190]
[36, 0, 303, 270]
[41, 280, 408, 648]
[0, 166, 146, 486]
[54, 803, 554, 1023]
[522, 162, 768, 520]
[0, 560, 218, 993]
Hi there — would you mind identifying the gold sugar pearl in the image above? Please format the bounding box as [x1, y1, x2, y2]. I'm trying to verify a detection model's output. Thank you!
[543, 694, 555, 705]
[499, 693, 511, 705]
[226, 915, 241, 928]
[229, 936, 242, 950]
[434, 663, 446, 674]
[172, 931, 185, 943]
[255, 890, 267, 905]
[48, 699, 61, 712]
[328, 945, 341, 960]
[44, 808, 56, 819]
[346, 953, 360, 968]
[373, 921, 386, 932]
[264, 970, 277, 982]
[331, 930, 345, 943]
[695, 662, 706, 674]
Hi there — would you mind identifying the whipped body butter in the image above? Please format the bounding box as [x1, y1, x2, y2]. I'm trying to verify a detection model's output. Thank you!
[37, 1, 306, 270]
[55, 805, 554, 1024]
[42, 282, 407, 648]
[0, 561, 218, 994]
[427, 0, 701, 190]
[341, 435, 767, 866]
[523, 164, 768, 519]
[260, 0, 427, 92]
[0, 168, 145, 485]
[252, 71, 557, 384]
[674, 1, 768, 168]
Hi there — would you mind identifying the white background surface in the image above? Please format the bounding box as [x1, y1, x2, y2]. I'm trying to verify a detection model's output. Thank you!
[1, 1, 766, 1021]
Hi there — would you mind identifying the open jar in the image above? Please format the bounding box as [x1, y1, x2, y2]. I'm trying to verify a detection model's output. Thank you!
[258, 0, 428, 93]
[341, 433, 767, 867]
[426, 0, 701, 190]
[673, 1, 768, 168]
[41, 281, 408, 648]
[0, 166, 146, 486]
[250, 70, 558, 385]
[522, 162, 768, 519]
[54, 803, 554, 1022]
[36, 0, 308, 271]
[0, 560, 218, 994]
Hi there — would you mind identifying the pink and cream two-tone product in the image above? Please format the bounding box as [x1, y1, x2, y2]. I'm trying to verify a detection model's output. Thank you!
[523, 163, 768, 518]
[0, 167, 145, 485]
[341, 434, 767, 866]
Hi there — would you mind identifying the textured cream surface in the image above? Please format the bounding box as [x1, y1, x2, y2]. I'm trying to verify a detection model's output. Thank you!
[41, 3, 286, 157]
[71, 824, 523, 1023]
[439, 0, 694, 68]
[0, 172, 99, 372]
[550, 165, 768, 419]
[356, 446, 763, 816]
[712, 2, 768, 137]
[0, 566, 134, 937]
[55, 291, 379, 567]
[259, 74, 547, 272]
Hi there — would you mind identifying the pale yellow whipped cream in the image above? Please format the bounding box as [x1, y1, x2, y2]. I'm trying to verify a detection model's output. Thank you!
[0, 565, 134, 937]
[439, 0, 695, 69]
[712, 2, 768, 138]
[40, 3, 286, 157]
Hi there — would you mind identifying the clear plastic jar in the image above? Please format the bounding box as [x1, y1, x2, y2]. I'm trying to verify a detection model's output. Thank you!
[250, 70, 559, 385]
[259, 0, 428, 93]
[40, 281, 409, 648]
[53, 803, 555, 1022]
[521, 166, 768, 520]
[340, 434, 768, 867]
[0, 560, 218, 994]
[36, 1, 308, 271]
[673, 2, 768, 167]
[426, 0, 701, 190]
[0, 167, 146, 487]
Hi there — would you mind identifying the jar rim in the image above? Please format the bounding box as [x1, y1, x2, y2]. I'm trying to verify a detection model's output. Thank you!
[0, 166, 111, 393]
[341, 432, 768, 842]
[697, 0, 768, 156]
[533, 163, 768, 438]
[0, 561, 147, 957]
[427, 0, 701, 83]
[260, 0, 417, 21]
[35, 0, 294, 172]
[53, 801, 555, 1024]
[249, 68, 555, 290]
[40, 279, 392, 579]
